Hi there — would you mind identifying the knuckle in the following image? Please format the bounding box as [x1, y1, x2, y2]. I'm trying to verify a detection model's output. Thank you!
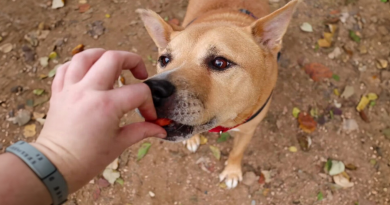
[102, 50, 119, 61]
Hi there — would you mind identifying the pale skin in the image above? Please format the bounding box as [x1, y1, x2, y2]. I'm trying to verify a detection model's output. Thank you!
[0, 49, 167, 205]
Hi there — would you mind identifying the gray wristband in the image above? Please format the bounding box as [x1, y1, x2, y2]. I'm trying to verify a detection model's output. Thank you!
[6, 141, 68, 205]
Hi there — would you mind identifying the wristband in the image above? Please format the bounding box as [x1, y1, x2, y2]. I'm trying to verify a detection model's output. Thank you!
[6, 141, 68, 205]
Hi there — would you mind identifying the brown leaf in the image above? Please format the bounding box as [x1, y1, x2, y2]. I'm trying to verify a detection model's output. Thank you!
[304, 63, 333, 82]
[318, 39, 331, 48]
[258, 172, 266, 184]
[359, 110, 369, 123]
[71, 44, 84, 56]
[79, 3, 90, 13]
[297, 134, 312, 151]
[298, 112, 317, 133]
[97, 178, 110, 188]
[345, 163, 358, 170]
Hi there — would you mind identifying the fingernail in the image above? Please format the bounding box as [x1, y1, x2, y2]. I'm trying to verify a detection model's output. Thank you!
[156, 133, 166, 138]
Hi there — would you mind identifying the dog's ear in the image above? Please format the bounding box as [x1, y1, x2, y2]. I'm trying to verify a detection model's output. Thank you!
[136, 9, 182, 49]
[248, 0, 299, 54]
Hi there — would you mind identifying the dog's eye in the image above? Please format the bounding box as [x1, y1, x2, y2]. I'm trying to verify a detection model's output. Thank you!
[211, 57, 231, 70]
[158, 55, 171, 67]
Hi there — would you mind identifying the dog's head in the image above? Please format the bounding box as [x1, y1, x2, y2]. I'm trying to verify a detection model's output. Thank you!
[137, 0, 298, 141]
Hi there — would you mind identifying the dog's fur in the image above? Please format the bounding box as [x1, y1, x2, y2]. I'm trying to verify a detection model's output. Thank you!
[137, 0, 298, 189]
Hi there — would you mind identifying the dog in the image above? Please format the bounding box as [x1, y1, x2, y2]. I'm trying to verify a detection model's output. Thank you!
[137, 0, 299, 189]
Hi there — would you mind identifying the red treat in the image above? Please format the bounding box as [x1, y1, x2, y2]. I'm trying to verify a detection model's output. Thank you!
[150, 118, 172, 127]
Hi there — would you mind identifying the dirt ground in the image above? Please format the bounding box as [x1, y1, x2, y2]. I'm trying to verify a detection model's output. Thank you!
[1, 0, 390, 204]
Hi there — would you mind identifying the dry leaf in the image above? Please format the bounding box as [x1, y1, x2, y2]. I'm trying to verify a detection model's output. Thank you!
[52, 0, 65, 9]
[71, 44, 84, 56]
[24, 124, 36, 138]
[304, 63, 333, 82]
[0, 43, 13, 53]
[300, 22, 313, 32]
[292, 107, 300, 118]
[298, 112, 317, 133]
[367, 93, 378, 101]
[289, 146, 298, 153]
[102, 168, 120, 184]
[341, 86, 354, 99]
[329, 160, 345, 176]
[345, 163, 358, 170]
[318, 39, 331, 48]
[209, 145, 221, 160]
[342, 119, 359, 133]
[333, 174, 354, 188]
[79, 3, 90, 13]
[356, 96, 370, 111]
[359, 110, 369, 123]
[261, 170, 272, 183]
[199, 135, 208, 145]
[297, 134, 312, 151]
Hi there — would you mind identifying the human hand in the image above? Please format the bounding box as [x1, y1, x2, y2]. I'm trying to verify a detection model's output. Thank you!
[31, 49, 166, 193]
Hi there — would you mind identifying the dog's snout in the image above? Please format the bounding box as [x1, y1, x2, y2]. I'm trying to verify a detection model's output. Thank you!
[144, 79, 175, 107]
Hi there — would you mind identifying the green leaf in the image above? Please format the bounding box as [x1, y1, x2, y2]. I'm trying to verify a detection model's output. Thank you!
[317, 192, 323, 201]
[329, 110, 334, 119]
[292, 107, 301, 118]
[369, 100, 376, 107]
[164, 16, 169, 21]
[314, 43, 319, 51]
[332, 74, 340, 81]
[48, 64, 62, 78]
[349, 30, 361, 43]
[209, 145, 221, 160]
[33, 89, 45, 96]
[137, 142, 151, 161]
[324, 159, 332, 172]
[381, 0, 388, 2]
[147, 55, 153, 62]
[217, 133, 230, 143]
[310, 107, 318, 118]
[115, 178, 124, 185]
[33, 95, 49, 107]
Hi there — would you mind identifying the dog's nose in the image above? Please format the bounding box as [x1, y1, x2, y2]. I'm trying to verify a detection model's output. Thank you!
[144, 79, 175, 107]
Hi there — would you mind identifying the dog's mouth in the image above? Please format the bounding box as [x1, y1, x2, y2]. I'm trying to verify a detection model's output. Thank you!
[150, 118, 217, 142]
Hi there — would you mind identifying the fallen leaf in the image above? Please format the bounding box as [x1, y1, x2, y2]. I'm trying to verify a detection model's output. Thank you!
[242, 172, 259, 186]
[49, 52, 57, 60]
[369, 100, 376, 107]
[333, 174, 354, 188]
[6, 109, 31, 126]
[37, 30, 50, 40]
[370, 159, 377, 165]
[367, 93, 378, 101]
[359, 110, 369, 123]
[318, 38, 331, 48]
[217, 133, 230, 143]
[106, 158, 119, 170]
[304, 63, 333, 82]
[341, 86, 354, 99]
[310, 107, 318, 118]
[33, 89, 45, 96]
[261, 170, 272, 183]
[199, 135, 208, 145]
[102, 168, 120, 184]
[381, 128, 390, 139]
[48, 64, 62, 77]
[33, 112, 45, 120]
[317, 192, 323, 201]
[289, 146, 298, 153]
[334, 89, 340, 96]
[376, 59, 388, 69]
[105, 14, 111, 18]
[23, 124, 36, 138]
[329, 160, 345, 176]
[36, 118, 46, 125]
[97, 178, 110, 188]
[148, 191, 155, 197]
[328, 47, 342, 59]
[262, 188, 270, 196]
[292, 107, 300, 118]
[356, 96, 370, 111]
[298, 112, 317, 133]
[115, 178, 124, 185]
[39, 57, 49, 67]
[345, 163, 358, 170]
[24, 33, 39, 47]
[34, 95, 49, 107]
[71, 44, 84, 56]
[324, 159, 332, 173]
[342, 119, 359, 133]
[258, 172, 266, 184]
[137, 142, 151, 161]
[324, 32, 333, 43]
[300, 22, 313, 32]
[0, 43, 13, 53]
[209, 145, 221, 160]
[328, 24, 338, 34]
[52, 0, 65, 9]
[332, 74, 340, 81]
[349, 30, 361, 43]
[79, 3, 90, 13]
[297, 134, 312, 151]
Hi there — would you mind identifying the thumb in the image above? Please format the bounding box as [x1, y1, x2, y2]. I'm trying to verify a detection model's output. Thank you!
[116, 122, 167, 148]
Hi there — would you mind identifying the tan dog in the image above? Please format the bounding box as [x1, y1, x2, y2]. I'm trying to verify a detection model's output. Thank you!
[137, 0, 299, 189]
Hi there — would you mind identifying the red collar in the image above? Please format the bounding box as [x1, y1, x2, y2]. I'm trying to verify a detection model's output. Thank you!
[208, 91, 273, 133]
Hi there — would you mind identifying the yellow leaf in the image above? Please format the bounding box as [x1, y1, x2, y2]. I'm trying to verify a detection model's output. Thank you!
[318, 39, 331, 48]
[356, 96, 370, 111]
[324, 32, 333, 43]
[289, 146, 298, 153]
[49, 52, 57, 60]
[328, 24, 338, 34]
[218, 183, 227, 189]
[367, 93, 378, 101]
[209, 145, 221, 160]
[292, 107, 300, 118]
[262, 188, 270, 196]
[24, 124, 36, 138]
[105, 14, 111, 18]
[334, 89, 340, 96]
[200, 135, 208, 145]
